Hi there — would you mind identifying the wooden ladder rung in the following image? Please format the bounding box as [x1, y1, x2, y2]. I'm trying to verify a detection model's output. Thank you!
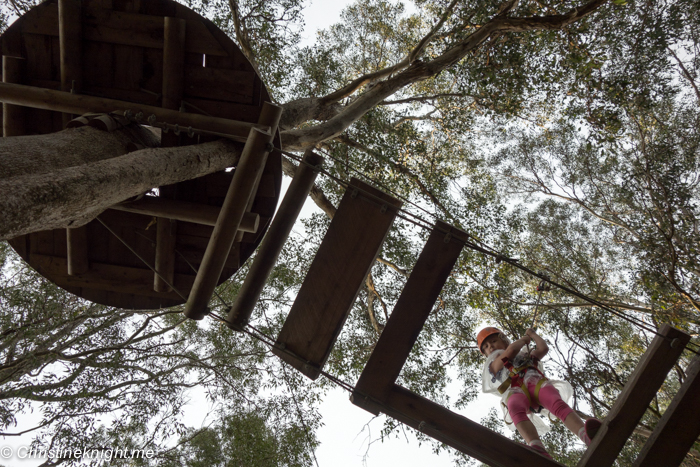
[579, 324, 690, 467]
[632, 352, 700, 467]
[227, 150, 324, 330]
[353, 220, 465, 405]
[271, 178, 402, 380]
[352, 384, 563, 467]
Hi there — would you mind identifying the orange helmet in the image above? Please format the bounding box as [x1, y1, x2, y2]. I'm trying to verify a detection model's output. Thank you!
[477, 327, 503, 354]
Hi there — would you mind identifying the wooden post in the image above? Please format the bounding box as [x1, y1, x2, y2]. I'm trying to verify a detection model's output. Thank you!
[227, 150, 324, 330]
[0, 82, 266, 141]
[184, 102, 282, 320]
[579, 324, 690, 467]
[59, 0, 83, 127]
[110, 197, 260, 231]
[66, 226, 89, 275]
[353, 221, 465, 403]
[632, 353, 700, 467]
[154, 17, 186, 293]
[2, 56, 25, 137]
[351, 384, 563, 467]
[59, 0, 89, 276]
[161, 16, 186, 144]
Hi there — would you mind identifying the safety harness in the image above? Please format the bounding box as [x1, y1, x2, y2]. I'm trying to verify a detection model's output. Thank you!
[497, 354, 548, 414]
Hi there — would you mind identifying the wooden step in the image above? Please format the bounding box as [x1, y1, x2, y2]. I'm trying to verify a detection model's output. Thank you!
[632, 352, 700, 467]
[352, 384, 564, 467]
[579, 324, 690, 467]
[227, 150, 324, 330]
[353, 220, 465, 404]
[271, 178, 402, 380]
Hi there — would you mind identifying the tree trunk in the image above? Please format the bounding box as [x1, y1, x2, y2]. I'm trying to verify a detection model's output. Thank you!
[0, 127, 243, 240]
[0, 125, 158, 179]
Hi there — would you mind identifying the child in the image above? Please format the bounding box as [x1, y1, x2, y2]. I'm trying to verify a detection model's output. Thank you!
[478, 326, 601, 459]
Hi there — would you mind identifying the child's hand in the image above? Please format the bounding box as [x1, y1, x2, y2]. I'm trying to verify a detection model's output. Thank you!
[525, 328, 537, 339]
[521, 334, 532, 345]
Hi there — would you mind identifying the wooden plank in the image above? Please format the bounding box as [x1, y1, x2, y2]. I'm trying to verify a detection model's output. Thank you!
[154, 218, 176, 292]
[184, 67, 255, 104]
[23, 34, 55, 82]
[227, 151, 324, 329]
[633, 353, 700, 467]
[351, 384, 563, 467]
[67, 226, 89, 275]
[76, 7, 227, 56]
[110, 196, 259, 231]
[29, 253, 193, 301]
[579, 324, 690, 467]
[113, 45, 144, 91]
[272, 178, 402, 380]
[20, 3, 60, 37]
[7, 236, 29, 262]
[354, 220, 465, 402]
[3, 56, 26, 137]
[83, 41, 115, 88]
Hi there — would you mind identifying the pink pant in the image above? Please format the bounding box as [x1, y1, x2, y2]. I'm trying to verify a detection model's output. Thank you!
[507, 378, 573, 426]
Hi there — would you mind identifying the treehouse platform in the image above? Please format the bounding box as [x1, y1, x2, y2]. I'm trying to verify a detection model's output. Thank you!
[1, 0, 281, 310]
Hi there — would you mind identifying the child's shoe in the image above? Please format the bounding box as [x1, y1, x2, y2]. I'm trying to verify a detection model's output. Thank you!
[527, 440, 553, 459]
[579, 418, 603, 446]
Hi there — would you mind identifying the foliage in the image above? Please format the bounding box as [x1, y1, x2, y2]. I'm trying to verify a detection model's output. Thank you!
[1, 0, 699, 464]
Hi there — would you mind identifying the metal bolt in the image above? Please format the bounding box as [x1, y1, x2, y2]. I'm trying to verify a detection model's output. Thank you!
[147, 114, 157, 126]
[174, 124, 180, 135]
[351, 188, 359, 199]
[124, 109, 134, 120]
[135, 112, 144, 122]
[265, 142, 274, 153]
[444, 232, 452, 243]
[187, 126, 195, 138]
[380, 204, 387, 214]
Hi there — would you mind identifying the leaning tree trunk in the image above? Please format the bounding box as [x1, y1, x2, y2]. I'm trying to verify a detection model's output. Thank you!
[0, 123, 243, 240]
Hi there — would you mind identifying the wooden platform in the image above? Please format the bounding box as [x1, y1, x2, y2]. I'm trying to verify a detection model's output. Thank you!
[1, 0, 281, 309]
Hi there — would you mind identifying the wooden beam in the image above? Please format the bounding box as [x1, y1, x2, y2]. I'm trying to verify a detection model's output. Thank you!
[354, 220, 465, 403]
[2, 56, 26, 137]
[110, 197, 260, 232]
[227, 150, 324, 330]
[272, 178, 402, 380]
[632, 353, 700, 467]
[0, 82, 265, 142]
[578, 324, 690, 467]
[66, 226, 89, 275]
[184, 102, 282, 320]
[59, 0, 83, 127]
[352, 384, 563, 467]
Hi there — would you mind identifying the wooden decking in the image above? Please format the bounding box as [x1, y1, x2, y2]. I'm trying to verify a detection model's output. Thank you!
[1, 0, 281, 309]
